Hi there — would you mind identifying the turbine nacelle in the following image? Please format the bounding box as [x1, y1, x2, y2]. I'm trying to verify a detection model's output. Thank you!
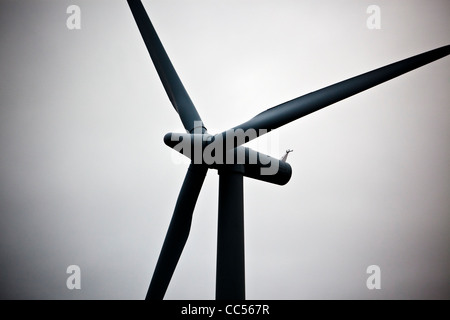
[164, 132, 292, 185]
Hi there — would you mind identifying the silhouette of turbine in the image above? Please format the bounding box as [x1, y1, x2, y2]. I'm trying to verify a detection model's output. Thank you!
[126, 0, 449, 300]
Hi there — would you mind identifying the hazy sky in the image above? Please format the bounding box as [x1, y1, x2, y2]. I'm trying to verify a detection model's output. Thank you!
[0, 0, 449, 299]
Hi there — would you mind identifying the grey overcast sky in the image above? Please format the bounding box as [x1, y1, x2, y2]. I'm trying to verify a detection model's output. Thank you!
[0, 0, 449, 299]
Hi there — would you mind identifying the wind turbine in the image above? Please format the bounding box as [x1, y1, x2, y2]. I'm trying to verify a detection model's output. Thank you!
[126, 0, 449, 300]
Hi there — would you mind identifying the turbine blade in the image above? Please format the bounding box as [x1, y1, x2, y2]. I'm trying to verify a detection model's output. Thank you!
[146, 164, 208, 300]
[127, 0, 206, 133]
[220, 45, 450, 147]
